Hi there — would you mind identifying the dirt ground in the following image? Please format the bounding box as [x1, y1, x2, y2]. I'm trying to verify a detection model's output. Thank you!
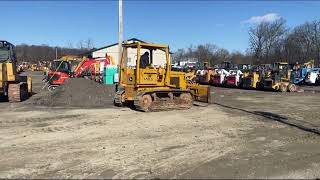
[0, 71, 320, 179]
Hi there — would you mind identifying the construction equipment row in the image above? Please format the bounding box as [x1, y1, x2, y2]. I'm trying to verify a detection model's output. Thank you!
[195, 60, 320, 92]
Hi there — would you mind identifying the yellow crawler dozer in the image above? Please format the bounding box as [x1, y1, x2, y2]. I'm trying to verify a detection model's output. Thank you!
[114, 42, 210, 112]
[0, 41, 32, 102]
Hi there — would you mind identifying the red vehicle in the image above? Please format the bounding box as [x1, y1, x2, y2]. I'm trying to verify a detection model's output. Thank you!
[47, 57, 112, 91]
[74, 57, 105, 79]
[212, 69, 229, 86]
[47, 60, 72, 91]
[226, 70, 242, 87]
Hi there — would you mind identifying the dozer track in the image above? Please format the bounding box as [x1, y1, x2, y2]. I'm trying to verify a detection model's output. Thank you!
[8, 83, 29, 103]
[114, 89, 125, 107]
[133, 90, 193, 112]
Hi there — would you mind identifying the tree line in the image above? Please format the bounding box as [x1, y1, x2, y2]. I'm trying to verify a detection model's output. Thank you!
[173, 18, 320, 67]
[173, 44, 252, 66]
[15, 38, 95, 63]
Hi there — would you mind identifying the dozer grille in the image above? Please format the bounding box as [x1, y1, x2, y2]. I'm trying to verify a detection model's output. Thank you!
[170, 77, 180, 88]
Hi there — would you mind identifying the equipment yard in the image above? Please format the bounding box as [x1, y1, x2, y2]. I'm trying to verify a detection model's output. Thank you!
[0, 71, 320, 179]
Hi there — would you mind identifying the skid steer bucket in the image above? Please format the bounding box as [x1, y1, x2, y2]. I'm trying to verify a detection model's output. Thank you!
[189, 84, 211, 103]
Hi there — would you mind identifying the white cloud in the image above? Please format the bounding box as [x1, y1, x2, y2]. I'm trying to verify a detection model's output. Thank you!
[241, 13, 282, 24]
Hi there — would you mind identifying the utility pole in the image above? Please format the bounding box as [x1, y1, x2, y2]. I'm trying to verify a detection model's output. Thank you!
[118, 0, 123, 64]
[55, 47, 58, 59]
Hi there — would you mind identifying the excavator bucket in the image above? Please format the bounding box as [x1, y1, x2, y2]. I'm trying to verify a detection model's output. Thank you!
[189, 84, 211, 103]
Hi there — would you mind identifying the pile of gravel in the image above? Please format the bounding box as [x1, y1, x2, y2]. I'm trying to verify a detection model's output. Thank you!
[31, 78, 116, 108]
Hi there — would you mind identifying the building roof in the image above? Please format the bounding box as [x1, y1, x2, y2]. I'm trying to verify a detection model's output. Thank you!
[89, 38, 173, 54]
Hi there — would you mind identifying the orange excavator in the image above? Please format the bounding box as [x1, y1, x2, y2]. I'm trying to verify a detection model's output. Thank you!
[46, 56, 114, 91]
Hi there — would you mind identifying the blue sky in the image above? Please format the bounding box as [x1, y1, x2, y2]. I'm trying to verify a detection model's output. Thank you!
[1, 1, 320, 52]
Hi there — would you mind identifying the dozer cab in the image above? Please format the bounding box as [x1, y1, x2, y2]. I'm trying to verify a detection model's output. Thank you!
[114, 42, 210, 112]
[263, 62, 296, 92]
[0, 41, 32, 102]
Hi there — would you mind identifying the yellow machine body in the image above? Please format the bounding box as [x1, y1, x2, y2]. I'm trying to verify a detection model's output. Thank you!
[0, 41, 32, 102]
[197, 62, 216, 84]
[263, 62, 295, 92]
[0, 63, 15, 93]
[241, 70, 261, 89]
[31, 64, 39, 71]
[115, 42, 209, 111]
[242, 71, 250, 78]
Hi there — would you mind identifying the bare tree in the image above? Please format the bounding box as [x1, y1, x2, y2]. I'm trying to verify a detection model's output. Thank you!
[311, 20, 320, 65]
[214, 48, 230, 63]
[85, 38, 94, 50]
[67, 41, 74, 49]
[194, 44, 218, 65]
[15, 44, 87, 62]
[249, 22, 266, 62]
[282, 20, 320, 64]
[172, 48, 185, 63]
[249, 18, 287, 63]
[77, 40, 84, 50]
[174, 18, 320, 66]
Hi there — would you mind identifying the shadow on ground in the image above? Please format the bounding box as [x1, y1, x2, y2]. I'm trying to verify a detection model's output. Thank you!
[214, 102, 320, 136]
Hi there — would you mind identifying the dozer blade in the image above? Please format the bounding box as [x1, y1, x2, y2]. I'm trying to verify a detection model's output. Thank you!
[188, 84, 211, 104]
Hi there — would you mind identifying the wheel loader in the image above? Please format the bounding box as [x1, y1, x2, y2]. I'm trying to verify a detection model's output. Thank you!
[263, 62, 297, 92]
[0, 41, 32, 102]
[114, 42, 210, 112]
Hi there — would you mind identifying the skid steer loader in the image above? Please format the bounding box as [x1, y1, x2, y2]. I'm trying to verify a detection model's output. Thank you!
[263, 62, 297, 92]
[114, 42, 210, 112]
[0, 41, 32, 102]
[196, 61, 216, 85]
[241, 70, 260, 89]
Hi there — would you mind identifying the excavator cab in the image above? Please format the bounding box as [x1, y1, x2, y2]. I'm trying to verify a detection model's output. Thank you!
[115, 42, 210, 111]
[47, 60, 72, 91]
[50, 60, 71, 74]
